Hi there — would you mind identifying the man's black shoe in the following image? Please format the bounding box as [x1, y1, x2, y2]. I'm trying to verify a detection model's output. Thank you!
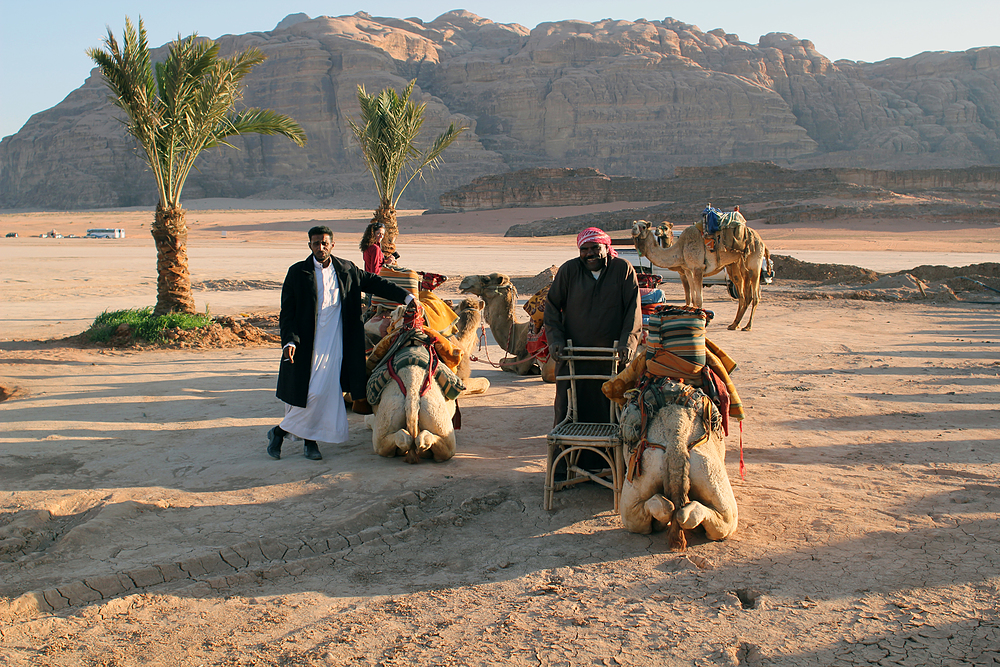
[303, 440, 323, 460]
[267, 426, 284, 460]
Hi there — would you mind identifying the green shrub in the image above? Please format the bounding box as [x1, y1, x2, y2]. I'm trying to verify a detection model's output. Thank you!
[87, 307, 213, 343]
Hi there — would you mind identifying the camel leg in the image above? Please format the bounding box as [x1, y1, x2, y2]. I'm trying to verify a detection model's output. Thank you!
[728, 280, 749, 330]
[676, 270, 693, 306]
[459, 377, 491, 396]
[689, 269, 705, 308]
[676, 443, 739, 540]
[502, 356, 537, 375]
[741, 272, 762, 331]
[370, 389, 411, 457]
[413, 393, 457, 462]
[415, 430, 456, 462]
[729, 259, 763, 331]
[619, 450, 672, 534]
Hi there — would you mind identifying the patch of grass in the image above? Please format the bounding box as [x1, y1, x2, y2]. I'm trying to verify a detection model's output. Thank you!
[87, 307, 213, 343]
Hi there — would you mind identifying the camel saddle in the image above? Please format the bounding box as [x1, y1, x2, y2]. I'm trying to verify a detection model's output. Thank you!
[366, 331, 465, 406]
[701, 206, 749, 253]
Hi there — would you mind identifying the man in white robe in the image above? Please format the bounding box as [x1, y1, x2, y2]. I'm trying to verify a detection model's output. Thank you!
[268, 226, 414, 460]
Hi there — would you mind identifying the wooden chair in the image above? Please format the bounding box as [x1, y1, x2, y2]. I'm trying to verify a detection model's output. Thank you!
[544, 339, 623, 511]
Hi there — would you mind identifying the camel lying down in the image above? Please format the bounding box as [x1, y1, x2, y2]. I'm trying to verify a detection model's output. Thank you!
[363, 298, 488, 464]
[620, 398, 738, 550]
[365, 363, 457, 463]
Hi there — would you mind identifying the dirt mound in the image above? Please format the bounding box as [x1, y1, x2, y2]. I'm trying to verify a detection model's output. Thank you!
[192, 279, 282, 291]
[771, 254, 880, 284]
[894, 263, 1000, 282]
[944, 275, 1000, 294]
[511, 266, 559, 296]
[62, 315, 279, 351]
[865, 273, 926, 289]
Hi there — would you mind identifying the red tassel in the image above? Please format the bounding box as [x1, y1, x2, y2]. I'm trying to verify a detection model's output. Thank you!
[739, 420, 745, 480]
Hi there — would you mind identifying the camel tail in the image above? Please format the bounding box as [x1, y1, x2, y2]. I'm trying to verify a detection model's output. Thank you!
[665, 438, 691, 551]
[405, 388, 420, 439]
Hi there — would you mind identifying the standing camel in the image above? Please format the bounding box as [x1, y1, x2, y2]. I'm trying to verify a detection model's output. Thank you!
[459, 273, 556, 382]
[631, 220, 769, 331]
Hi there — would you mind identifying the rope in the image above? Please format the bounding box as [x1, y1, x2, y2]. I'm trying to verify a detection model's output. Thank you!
[470, 315, 548, 369]
[739, 420, 745, 480]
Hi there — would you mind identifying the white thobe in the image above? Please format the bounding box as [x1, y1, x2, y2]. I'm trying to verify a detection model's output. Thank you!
[279, 257, 349, 443]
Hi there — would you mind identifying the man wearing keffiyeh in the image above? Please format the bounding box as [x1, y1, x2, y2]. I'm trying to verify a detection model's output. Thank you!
[543, 226, 642, 426]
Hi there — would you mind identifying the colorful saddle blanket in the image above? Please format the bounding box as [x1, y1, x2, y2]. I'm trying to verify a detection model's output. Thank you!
[367, 341, 465, 406]
[620, 377, 722, 446]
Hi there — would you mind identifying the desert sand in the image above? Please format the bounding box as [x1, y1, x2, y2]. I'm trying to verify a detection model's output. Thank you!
[1, 204, 998, 666]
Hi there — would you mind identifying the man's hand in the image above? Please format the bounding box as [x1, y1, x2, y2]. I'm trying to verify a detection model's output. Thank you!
[549, 343, 564, 362]
[616, 345, 632, 370]
[282, 345, 296, 364]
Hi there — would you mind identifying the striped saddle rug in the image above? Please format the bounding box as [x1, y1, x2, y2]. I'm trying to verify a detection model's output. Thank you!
[367, 342, 465, 406]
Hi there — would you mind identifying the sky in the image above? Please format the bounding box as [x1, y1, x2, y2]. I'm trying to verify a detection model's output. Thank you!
[2, 1, 997, 140]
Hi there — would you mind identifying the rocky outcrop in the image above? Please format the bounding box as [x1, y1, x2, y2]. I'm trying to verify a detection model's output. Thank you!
[2, 11, 1000, 209]
[463, 162, 889, 217]
[498, 162, 1000, 236]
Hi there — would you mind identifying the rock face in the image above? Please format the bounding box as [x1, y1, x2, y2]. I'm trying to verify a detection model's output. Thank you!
[2, 11, 1000, 209]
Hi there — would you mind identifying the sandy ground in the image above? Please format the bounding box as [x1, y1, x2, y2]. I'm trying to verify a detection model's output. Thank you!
[1, 204, 999, 666]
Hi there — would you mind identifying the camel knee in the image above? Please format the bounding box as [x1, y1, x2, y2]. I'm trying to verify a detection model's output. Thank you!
[677, 501, 737, 540]
[374, 429, 411, 457]
[620, 503, 654, 534]
[417, 430, 456, 462]
[645, 494, 675, 524]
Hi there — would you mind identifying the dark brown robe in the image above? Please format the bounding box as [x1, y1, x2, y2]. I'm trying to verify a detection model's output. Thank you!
[544, 255, 642, 426]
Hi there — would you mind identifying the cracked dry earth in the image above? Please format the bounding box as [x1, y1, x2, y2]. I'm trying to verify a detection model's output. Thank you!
[1, 291, 999, 666]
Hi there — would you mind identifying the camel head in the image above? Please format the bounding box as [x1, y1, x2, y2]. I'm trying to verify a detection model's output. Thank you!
[653, 221, 675, 248]
[459, 273, 511, 297]
[631, 220, 652, 241]
[632, 220, 674, 250]
[452, 296, 485, 313]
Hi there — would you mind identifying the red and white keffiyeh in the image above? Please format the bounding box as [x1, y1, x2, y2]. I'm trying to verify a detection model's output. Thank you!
[576, 227, 618, 257]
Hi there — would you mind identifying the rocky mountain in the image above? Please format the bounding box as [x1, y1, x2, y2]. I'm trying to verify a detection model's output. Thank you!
[2, 10, 999, 209]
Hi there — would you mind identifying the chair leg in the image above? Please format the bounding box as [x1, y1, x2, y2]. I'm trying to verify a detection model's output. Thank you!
[612, 444, 624, 514]
[544, 441, 557, 510]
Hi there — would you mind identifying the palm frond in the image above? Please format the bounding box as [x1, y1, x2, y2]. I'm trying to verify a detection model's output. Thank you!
[88, 16, 307, 210]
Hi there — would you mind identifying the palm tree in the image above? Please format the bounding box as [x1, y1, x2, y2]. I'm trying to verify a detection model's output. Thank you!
[88, 17, 307, 314]
[349, 80, 465, 250]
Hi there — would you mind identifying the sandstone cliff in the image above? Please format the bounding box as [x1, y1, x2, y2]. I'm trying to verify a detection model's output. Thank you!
[2, 11, 999, 209]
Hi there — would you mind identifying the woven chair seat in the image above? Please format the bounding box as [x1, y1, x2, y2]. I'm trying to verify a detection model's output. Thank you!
[548, 422, 620, 440]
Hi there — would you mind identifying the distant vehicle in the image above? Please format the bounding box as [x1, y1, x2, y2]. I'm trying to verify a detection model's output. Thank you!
[5, 232, 17, 238]
[86, 228, 126, 238]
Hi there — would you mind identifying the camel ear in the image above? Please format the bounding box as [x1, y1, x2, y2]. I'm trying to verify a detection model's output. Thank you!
[487, 272, 502, 285]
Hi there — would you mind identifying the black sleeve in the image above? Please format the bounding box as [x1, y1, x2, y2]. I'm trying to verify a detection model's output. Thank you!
[279, 266, 300, 347]
[360, 270, 411, 305]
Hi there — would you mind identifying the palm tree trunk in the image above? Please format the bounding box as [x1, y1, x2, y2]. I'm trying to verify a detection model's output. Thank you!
[372, 204, 398, 256]
[151, 204, 196, 315]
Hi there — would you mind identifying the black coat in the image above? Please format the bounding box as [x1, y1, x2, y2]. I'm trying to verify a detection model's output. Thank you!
[276, 255, 411, 408]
